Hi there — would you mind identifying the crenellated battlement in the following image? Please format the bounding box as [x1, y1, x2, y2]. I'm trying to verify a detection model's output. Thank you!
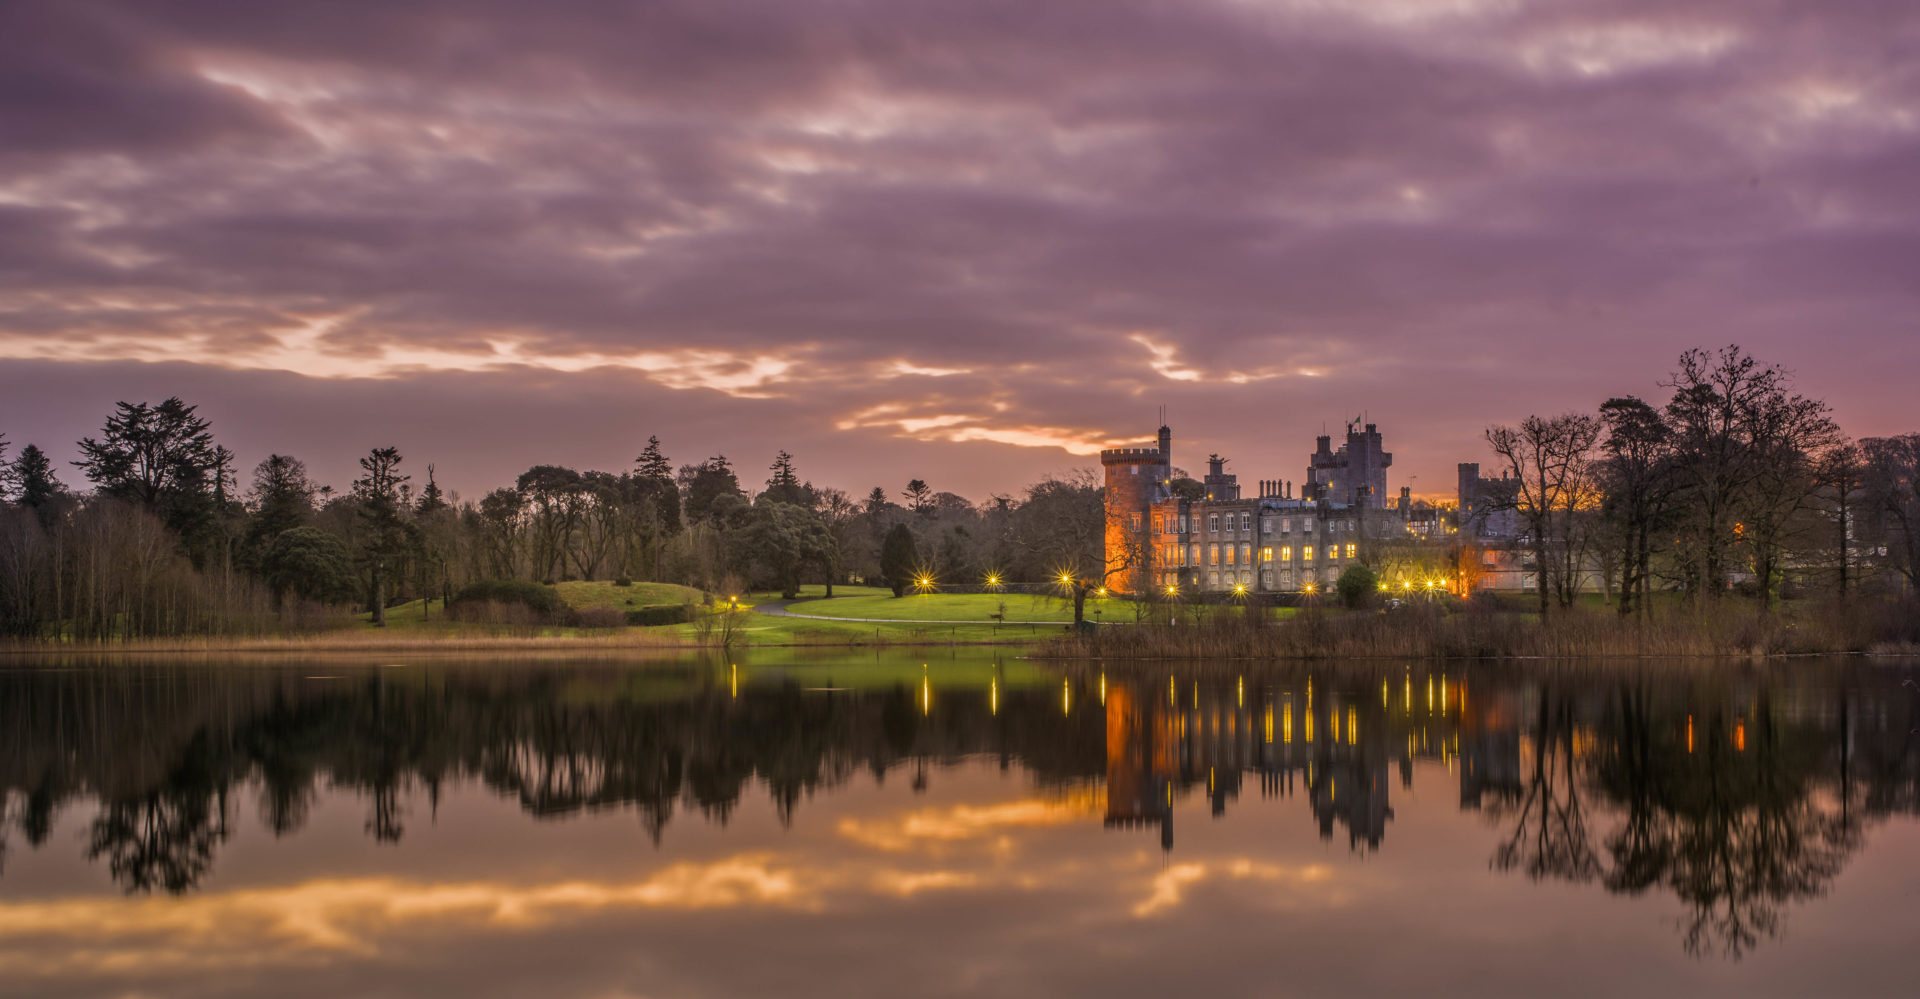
[1101, 447, 1164, 464]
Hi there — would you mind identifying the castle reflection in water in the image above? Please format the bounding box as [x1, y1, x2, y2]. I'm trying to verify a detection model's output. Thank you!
[1101, 671, 1516, 852]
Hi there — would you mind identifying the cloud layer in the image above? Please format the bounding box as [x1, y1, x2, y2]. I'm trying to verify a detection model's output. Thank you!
[2, 0, 1916, 498]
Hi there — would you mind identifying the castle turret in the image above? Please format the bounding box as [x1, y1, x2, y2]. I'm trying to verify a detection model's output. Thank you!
[1101, 431, 1173, 595]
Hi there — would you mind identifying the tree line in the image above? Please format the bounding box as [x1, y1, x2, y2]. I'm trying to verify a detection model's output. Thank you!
[1478, 345, 1919, 615]
[0, 403, 1107, 638]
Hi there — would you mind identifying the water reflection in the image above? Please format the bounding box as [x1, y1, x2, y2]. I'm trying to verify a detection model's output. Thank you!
[2, 655, 1916, 965]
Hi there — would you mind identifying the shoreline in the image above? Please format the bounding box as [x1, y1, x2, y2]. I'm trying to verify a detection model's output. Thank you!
[0, 634, 1040, 656]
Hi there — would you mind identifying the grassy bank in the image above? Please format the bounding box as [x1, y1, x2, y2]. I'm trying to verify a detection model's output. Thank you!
[2, 585, 1063, 654]
[1036, 598, 1920, 661]
[784, 591, 1122, 622]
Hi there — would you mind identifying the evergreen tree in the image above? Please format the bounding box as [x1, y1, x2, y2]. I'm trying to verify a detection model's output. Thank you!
[880, 523, 919, 597]
[75, 397, 224, 562]
[261, 527, 359, 607]
[636, 436, 673, 481]
[9, 444, 65, 516]
[681, 456, 743, 526]
[902, 478, 933, 515]
[353, 447, 412, 626]
[244, 454, 315, 565]
[734, 501, 832, 599]
[634, 436, 682, 535]
[416, 464, 448, 514]
[74, 397, 218, 509]
[763, 450, 809, 506]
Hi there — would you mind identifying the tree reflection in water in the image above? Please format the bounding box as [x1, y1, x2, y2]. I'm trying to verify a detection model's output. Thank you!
[1494, 681, 1860, 956]
[0, 656, 1914, 959]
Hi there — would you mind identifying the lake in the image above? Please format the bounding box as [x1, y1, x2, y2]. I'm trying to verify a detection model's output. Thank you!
[2, 652, 1917, 998]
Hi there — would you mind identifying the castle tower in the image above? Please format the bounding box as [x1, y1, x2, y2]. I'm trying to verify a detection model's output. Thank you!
[1306, 422, 1393, 508]
[1203, 454, 1240, 501]
[1100, 425, 1171, 595]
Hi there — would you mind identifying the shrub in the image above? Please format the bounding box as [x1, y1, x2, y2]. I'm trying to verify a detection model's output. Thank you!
[571, 606, 627, 630]
[1336, 564, 1378, 609]
[613, 577, 633, 587]
[446, 600, 542, 630]
[450, 579, 563, 619]
[625, 604, 694, 627]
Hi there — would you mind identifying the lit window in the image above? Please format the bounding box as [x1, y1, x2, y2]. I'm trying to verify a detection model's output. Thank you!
[1190, 544, 1201, 564]
[1209, 544, 1219, 565]
[1153, 515, 1163, 533]
[1224, 545, 1235, 565]
[1261, 547, 1274, 562]
[1304, 546, 1315, 562]
[1280, 546, 1293, 561]
[1240, 544, 1250, 564]
[1345, 544, 1356, 558]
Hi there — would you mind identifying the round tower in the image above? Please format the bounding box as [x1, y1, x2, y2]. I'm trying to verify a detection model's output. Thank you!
[1100, 426, 1171, 595]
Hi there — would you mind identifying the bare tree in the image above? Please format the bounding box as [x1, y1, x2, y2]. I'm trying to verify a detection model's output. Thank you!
[1663, 345, 1837, 604]
[1598, 397, 1675, 618]
[1814, 443, 1865, 597]
[1861, 434, 1920, 593]
[1012, 471, 1146, 624]
[1486, 413, 1602, 613]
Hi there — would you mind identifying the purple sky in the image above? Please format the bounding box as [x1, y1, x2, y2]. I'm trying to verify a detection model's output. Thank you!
[2, 0, 1916, 503]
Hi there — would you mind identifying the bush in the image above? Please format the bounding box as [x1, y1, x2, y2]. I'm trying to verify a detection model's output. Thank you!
[613, 577, 633, 587]
[1336, 564, 1378, 609]
[624, 604, 694, 627]
[450, 579, 563, 619]
[571, 606, 627, 630]
[446, 600, 543, 630]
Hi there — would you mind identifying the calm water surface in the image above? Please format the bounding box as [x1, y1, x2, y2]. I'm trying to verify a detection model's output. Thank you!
[2, 652, 1918, 998]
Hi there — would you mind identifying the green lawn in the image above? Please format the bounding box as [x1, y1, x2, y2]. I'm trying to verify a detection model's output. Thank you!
[352, 582, 1064, 646]
[782, 591, 1129, 623]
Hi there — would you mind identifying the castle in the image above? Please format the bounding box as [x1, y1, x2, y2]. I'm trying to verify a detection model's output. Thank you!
[1102, 422, 1405, 595]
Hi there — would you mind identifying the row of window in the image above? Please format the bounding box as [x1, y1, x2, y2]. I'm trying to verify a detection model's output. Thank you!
[1158, 543, 1358, 567]
[1162, 569, 1322, 590]
[1149, 513, 1361, 536]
